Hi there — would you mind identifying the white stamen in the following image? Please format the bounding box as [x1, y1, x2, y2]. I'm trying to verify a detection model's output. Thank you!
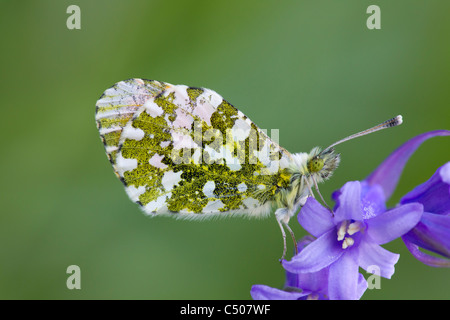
[347, 221, 363, 236]
[307, 293, 319, 300]
[342, 237, 354, 249]
[337, 221, 348, 241]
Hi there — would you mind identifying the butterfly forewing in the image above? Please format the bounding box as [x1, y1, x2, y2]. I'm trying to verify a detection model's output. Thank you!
[95, 79, 292, 219]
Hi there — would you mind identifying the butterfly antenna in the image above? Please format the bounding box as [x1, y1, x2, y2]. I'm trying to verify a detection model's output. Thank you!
[323, 115, 403, 152]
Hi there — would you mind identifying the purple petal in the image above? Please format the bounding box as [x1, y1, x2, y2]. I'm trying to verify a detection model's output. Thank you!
[298, 197, 334, 237]
[285, 235, 330, 295]
[250, 285, 306, 300]
[402, 239, 450, 268]
[328, 250, 361, 300]
[443, 162, 450, 184]
[366, 202, 423, 244]
[358, 239, 399, 279]
[365, 130, 450, 200]
[295, 266, 329, 294]
[402, 212, 450, 258]
[401, 162, 450, 215]
[334, 181, 363, 223]
[356, 273, 369, 300]
[285, 269, 299, 289]
[297, 235, 316, 250]
[282, 229, 343, 274]
[360, 182, 387, 219]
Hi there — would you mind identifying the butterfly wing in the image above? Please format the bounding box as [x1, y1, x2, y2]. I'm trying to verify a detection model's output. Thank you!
[96, 79, 293, 219]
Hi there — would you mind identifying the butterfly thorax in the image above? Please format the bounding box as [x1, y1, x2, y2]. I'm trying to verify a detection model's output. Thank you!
[273, 147, 340, 223]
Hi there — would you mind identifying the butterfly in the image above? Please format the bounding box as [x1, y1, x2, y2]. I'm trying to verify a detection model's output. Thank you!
[95, 78, 402, 259]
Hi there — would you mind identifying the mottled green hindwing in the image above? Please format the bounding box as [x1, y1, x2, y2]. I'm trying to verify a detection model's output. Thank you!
[95, 79, 294, 219]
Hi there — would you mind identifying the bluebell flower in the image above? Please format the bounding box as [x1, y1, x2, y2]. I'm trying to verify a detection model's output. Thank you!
[401, 162, 450, 266]
[252, 130, 450, 300]
[363, 129, 450, 267]
[251, 236, 367, 300]
[282, 180, 422, 299]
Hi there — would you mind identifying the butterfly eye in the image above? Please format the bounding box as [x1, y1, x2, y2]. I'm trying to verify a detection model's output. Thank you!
[307, 156, 324, 173]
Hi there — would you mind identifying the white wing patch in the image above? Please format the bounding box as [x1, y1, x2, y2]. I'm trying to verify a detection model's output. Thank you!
[161, 170, 183, 191]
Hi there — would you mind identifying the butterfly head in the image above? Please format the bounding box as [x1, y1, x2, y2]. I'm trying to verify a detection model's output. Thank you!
[306, 147, 341, 183]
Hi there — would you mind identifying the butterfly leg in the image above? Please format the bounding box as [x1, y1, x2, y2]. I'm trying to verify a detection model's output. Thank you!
[283, 221, 298, 256]
[276, 216, 287, 262]
[303, 175, 333, 214]
[312, 176, 333, 215]
[303, 175, 315, 199]
[275, 212, 298, 262]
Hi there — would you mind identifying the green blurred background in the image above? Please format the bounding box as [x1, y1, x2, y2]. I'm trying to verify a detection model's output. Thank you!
[1, 0, 449, 299]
